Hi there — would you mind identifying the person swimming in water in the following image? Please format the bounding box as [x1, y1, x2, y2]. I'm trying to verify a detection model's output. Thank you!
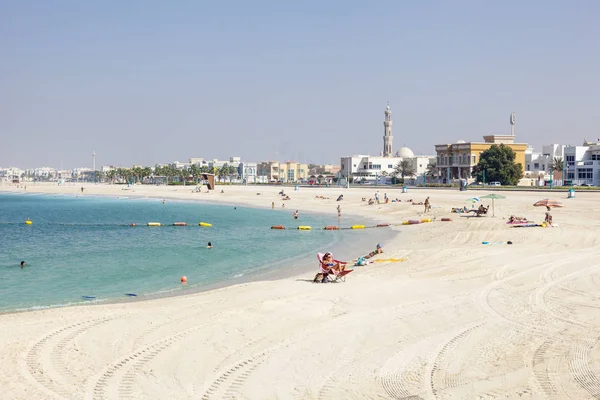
[20, 261, 25, 269]
[293, 210, 299, 219]
[207, 242, 213, 249]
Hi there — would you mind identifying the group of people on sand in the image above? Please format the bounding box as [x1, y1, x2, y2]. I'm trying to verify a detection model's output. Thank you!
[314, 244, 384, 283]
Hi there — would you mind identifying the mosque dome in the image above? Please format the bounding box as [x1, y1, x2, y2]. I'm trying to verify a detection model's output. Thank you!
[395, 147, 414, 158]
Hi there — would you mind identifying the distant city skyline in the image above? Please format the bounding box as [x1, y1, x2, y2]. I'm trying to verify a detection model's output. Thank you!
[2, 1, 599, 169]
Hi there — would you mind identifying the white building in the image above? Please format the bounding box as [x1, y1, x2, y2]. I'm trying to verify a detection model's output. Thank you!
[0, 167, 24, 183]
[564, 140, 600, 186]
[524, 144, 564, 181]
[239, 162, 261, 183]
[340, 104, 435, 183]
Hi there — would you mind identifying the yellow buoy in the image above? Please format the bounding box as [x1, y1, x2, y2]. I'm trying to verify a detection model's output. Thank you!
[421, 218, 432, 223]
[199, 222, 212, 227]
[351, 225, 365, 229]
[297, 226, 312, 230]
[147, 222, 161, 227]
[25, 220, 32, 225]
[402, 221, 410, 225]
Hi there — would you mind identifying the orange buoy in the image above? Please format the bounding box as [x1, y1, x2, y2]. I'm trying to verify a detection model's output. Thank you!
[441, 218, 452, 222]
[173, 222, 187, 226]
[324, 225, 339, 230]
[180, 276, 187, 283]
[130, 223, 136, 227]
[408, 220, 421, 225]
[271, 225, 285, 230]
[376, 223, 390, 227]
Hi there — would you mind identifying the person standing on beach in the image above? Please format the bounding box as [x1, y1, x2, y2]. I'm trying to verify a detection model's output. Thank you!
[81, 186, 84, 194]
[271, 202, 275, 209]
[337, 205, 342, 218]
[424, 197, 431, 213]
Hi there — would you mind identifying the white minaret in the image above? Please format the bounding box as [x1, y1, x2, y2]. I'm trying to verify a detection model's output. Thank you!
[383, 103, 393, 157]
[92, 150, 96, 171]
[510, 112, 515, 137]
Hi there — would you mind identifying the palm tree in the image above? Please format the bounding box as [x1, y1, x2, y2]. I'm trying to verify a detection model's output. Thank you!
[548, 157, 564, 178]
[394, 160, 416, 180]
[426, 160, 437, 178]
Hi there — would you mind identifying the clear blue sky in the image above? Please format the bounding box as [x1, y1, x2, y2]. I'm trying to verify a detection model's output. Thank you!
[2, 0, 599, 169]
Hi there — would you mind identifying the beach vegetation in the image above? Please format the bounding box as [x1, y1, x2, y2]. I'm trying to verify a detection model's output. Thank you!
[548, 157, 564, 176]
[393, 160, 416, 179]
[472, 144, 523, 186]
[426, 161, 437, 178]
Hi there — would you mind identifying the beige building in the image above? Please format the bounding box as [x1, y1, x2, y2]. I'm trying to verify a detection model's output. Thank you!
[256, 161, 309, 183]
[435, 134, 528, 182]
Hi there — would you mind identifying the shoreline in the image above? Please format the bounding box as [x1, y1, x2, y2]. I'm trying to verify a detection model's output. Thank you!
[0, 185, 399, 315]
[2, 183, 597, 399]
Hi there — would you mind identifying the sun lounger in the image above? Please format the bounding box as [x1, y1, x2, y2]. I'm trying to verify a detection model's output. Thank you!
[315, 252, 352, 283]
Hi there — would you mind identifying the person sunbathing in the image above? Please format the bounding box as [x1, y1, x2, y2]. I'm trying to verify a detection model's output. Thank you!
[321, 252, 347, 273]
[364, 244, 384, 259]
[508, 215, 528, 223]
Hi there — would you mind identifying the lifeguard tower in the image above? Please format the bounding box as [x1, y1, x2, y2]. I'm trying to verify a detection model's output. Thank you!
[200, 174, 215, 190]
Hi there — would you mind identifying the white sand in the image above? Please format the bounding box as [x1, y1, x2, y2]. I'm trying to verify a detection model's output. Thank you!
[2, 183, 599, 399]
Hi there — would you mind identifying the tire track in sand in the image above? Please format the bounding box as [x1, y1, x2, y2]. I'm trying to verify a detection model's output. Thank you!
[25, 316, 120, 399]
[529, 259, 600, 399]
[91, 324, 204, 400]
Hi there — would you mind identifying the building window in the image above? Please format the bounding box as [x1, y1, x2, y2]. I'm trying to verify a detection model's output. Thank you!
[566, 155, 575, 166]
[472, 156, 476, 163]
[534, 163, 539, 169]
[578, 168, 593, 179]
[388, 164, 393, 168]
[567, 172, 575, 179]
[288, 170, 295, 181]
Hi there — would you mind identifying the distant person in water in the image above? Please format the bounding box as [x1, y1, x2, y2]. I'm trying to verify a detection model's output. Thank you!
[162, 199, 166, 204]
[293, 210, 299, 219]
[207, 242, 213, 249]
[20, 261, 25, 268]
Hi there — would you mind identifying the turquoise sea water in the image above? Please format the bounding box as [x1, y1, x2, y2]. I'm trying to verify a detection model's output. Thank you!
[0, 193, 389, 312]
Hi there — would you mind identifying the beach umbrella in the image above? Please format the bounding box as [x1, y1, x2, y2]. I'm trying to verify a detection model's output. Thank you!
[479, 193, 506, 217]
[533, 199, 565, 208]
[467, 197, 481, 203]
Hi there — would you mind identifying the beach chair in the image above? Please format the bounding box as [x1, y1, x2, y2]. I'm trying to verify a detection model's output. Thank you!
[315, 253, 353, 283]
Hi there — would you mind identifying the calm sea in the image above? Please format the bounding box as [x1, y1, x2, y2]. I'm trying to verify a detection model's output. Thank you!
[0, 193, 390, 312]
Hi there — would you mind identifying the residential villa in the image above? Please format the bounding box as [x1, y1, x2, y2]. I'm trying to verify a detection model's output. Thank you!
[564, 139, 600, 186]
[435, 134, 528, 183]
[256, 161, 309, 183]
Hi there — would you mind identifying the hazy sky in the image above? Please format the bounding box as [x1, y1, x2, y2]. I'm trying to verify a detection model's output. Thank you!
[2, 1, 599, 169]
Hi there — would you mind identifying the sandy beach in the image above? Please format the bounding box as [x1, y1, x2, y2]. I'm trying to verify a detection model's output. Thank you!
[1, 183, 599, 399]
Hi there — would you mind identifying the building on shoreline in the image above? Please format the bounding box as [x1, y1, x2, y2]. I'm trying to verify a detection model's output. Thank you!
[256, 161, 308, 183]
[564, 139, 600, 186]
[524, 144, 564, 184]
[434, 113, 527, 182]
[340, 104, 435, 183]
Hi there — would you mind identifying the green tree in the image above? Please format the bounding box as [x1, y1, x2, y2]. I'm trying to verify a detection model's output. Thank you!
[394, 160, 416, 179]
[426, 160, 437, 178]
[472, 144, 523, 186]
[548, 157, 564, 177]
[106, 169, 117, 183]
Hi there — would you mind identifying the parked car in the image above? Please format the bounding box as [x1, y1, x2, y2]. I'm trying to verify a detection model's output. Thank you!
[489, 181, 501, 186]
[469, 182, 482, 186]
